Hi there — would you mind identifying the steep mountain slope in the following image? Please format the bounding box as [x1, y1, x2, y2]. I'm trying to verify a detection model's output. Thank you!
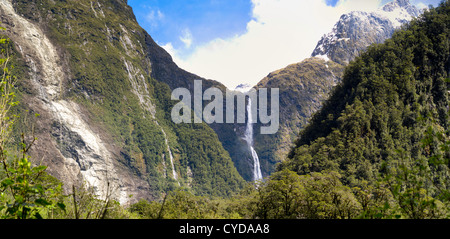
[142, 24, 252, 182]
[0, 0, 244, 204]
[283, 1, 449, 192]
[254, 58, 345, 175]
[253, 0, 422, 176]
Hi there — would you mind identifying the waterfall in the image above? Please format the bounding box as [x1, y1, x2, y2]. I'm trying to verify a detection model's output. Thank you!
[244, 98, 263, 181]
[160, 126, 179, 185]
[166, 138, 178, 182]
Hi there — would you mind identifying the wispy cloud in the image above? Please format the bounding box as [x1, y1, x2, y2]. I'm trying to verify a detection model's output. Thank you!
[415, 2, 428, 9]
[144, 8, 165, 29]
[179, 29, 193, 49]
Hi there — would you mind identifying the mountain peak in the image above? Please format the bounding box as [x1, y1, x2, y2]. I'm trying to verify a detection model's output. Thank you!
[382, 0, 421, 17]
[311, 0, 421, 65]
[383, 0, 411, 11]
[235, 83, 253, 92]
[392, 0, 410, 7]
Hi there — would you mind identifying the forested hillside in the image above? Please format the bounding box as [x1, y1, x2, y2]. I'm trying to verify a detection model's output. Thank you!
[279, 1, 450, 218]
[285, 1, 449, 184]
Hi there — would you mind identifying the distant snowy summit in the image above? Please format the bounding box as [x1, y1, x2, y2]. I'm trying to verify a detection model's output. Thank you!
[235, 83, 253, 92]
[382, 0, 422, 17]
[312, 0, 423, 65]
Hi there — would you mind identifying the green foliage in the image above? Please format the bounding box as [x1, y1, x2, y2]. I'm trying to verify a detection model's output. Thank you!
[126, 170, 379, 219]
[255, 169, 304, 219]
[128, 199, 162, 219]
[0, 150, 66, 219]
[129, 189, 248, 219]
[255, 169, 361, 219]
[353, 181, 396, 219]
[55, 183, 136, 219]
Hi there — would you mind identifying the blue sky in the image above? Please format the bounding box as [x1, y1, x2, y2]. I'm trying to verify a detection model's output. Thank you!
[128, 0, 444, 89]
[129, 0, 253, 53]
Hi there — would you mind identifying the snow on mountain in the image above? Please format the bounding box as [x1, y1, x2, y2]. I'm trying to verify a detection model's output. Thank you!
[311, 0, 423, 65]
[235, 83, 253, 93]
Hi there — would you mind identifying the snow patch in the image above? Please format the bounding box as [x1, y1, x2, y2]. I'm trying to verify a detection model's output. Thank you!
[316, 54, 330, 62]
[235, 83, 253, 93]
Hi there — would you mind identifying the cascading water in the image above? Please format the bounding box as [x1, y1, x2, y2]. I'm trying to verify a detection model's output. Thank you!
[123, 59, 179, 186]
[244, 98, 263, 181]
[159, 124, 179, 185]
[165, 133, 178, 182]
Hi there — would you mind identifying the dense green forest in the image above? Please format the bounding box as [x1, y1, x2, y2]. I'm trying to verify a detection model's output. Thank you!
[281, 0, 450, 218]
[0, 1, 449, 219]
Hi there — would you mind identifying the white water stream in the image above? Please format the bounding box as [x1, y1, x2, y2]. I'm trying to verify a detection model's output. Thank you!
[244, 98, 263, 181]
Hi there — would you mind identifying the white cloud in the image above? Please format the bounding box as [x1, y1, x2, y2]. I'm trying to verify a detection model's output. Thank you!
[415, 2, 428, 10]
[180, 29, 193, 49]
[161, 42, 177, 57]
[145, 9, 165, 28]
[165, 0, 384, 89]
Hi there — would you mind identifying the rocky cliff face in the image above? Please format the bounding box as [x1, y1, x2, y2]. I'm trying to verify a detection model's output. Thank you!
[0, 0, 244, 204]
[0, 0, 145, 205]
[254, 58, 345, 174]
[253, 0, 422, 175]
